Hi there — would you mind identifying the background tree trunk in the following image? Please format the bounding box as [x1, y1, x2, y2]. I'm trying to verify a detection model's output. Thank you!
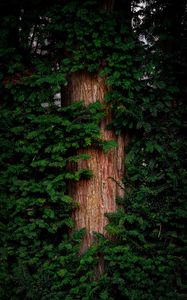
[67, 71, 126, 252]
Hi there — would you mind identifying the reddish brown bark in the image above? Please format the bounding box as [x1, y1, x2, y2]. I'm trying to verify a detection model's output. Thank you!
[67, 71, 125, 252]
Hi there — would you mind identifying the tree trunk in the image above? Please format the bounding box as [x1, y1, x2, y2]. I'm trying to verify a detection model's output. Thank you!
[67, 71, 126, 252]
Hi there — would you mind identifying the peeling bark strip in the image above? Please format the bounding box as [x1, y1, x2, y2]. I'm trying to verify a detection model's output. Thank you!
[67, 71, 125, 252]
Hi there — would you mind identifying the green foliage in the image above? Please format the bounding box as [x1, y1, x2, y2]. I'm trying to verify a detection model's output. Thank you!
[0, 77, 103, 299]
[0, 0, 186, 299]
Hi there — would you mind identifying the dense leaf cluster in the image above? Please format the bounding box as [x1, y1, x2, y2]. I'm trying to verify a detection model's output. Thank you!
[0, 0, 186, 299]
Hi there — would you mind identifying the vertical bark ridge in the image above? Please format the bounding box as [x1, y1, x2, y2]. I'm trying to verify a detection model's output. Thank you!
[67, 71, 125, 252]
